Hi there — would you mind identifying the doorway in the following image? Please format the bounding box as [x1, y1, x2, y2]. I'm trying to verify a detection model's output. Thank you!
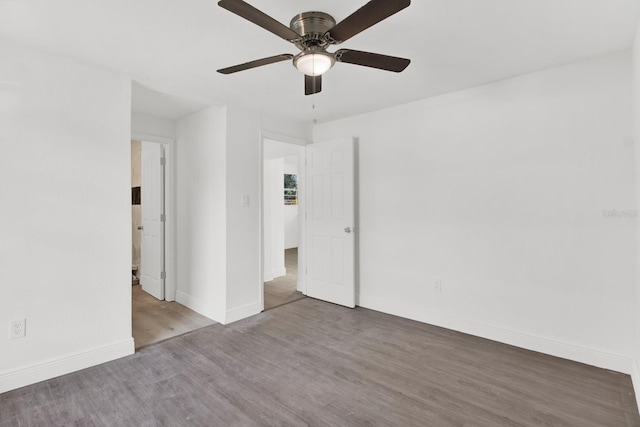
[260, 136, 357, 311]
[131, 139, 167, 300]
[262, 138, 306, 310]
[131, 139, 214, 348]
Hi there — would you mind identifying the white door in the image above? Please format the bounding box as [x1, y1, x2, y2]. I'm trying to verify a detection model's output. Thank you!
[141, 142, 165, 300]
[306, 138, 355, 308]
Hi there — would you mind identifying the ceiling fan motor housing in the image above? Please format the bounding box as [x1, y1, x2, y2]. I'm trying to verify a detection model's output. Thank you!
[290, 11, 336, 49]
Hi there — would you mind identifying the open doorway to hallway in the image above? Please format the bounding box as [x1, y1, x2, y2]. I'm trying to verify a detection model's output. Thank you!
[131, 139, 214, 348]
[263, 139, 306, 310]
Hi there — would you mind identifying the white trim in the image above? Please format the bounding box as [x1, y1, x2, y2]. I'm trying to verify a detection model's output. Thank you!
[295, 146, 306, 295]
[359, 294, 633, 374]
[258, 133, 265, 312]
[0, 338, 134, 394]
[225, 301, 262, 324]
[632, 358, 640, 412]
[132, 132, 173, 145]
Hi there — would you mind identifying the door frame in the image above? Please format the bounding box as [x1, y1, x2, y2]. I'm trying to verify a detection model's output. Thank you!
[259, 131, 308, 311]
[132, 133, 176, 302]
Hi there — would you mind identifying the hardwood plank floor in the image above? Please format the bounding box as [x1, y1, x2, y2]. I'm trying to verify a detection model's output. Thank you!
[132, 285, 216, 349]
[264, 247, 305, 310]
[1, 298, 638, 426]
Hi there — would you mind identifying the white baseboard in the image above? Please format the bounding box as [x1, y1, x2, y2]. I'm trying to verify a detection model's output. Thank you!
[632, 358, 640, 412]
[264, 268, 286, 283]
[175, 291, 259, 325]
[175, 290, 222, 323]
[0, 338, 134, 394]
[225, 301, 262, 324]
[359, 294, 632, 374]
[175, 290, 199, 311]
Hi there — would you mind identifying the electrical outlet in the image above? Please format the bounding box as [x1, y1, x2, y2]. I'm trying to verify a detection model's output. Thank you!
[433, 280, 442, 292]
[10, 318, 26, 340]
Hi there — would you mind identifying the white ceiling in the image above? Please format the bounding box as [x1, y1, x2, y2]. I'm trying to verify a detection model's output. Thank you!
[1, 0, 639, 123]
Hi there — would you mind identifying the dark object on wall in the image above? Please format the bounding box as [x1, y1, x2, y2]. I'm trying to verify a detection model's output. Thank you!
[132, 187, 141, 205]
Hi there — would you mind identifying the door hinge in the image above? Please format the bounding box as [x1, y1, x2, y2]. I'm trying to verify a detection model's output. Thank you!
[161, 271, 166, 280]
[160, 213, 166, 222]
[160, 157, 166, 166]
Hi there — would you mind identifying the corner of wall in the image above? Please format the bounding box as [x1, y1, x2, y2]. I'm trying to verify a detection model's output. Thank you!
[224, 301, 262, 325]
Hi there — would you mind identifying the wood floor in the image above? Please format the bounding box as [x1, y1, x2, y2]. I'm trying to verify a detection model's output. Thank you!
[132, 285, 215, 348]
[2, 298, 638, 426]
[264, 247, 305, 310]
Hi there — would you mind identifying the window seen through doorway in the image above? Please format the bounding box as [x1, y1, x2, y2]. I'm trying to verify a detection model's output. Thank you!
[284, 174, 298, 205]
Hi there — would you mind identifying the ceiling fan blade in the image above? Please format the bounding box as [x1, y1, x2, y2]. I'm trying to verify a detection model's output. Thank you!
[305, 75, 322, 95]
[325, 0, 410, 43]
[335, 49, 410, 72]
[218, 0, 301, 42]
[217, 54, 294, 74]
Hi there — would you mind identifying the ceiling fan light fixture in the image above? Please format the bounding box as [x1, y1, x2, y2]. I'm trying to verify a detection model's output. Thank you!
[294, 51, 335, 76]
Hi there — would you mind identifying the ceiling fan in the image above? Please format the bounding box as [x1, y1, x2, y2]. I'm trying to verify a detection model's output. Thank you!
[216, 0, 411, 95]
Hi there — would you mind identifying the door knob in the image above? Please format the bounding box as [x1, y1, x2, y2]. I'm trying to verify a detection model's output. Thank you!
[137, 225, 143, 231]
[344, 227, 352, 233]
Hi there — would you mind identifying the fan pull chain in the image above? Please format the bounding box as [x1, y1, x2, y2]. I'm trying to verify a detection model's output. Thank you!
[312, 94, 317, 125]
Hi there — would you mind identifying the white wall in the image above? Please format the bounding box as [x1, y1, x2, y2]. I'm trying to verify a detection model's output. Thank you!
[224, 104, 262, 321]
[0, 41, 133, 393]
[131, 112, 175, 140]
[175, 106, 227, 322]
[284, 156, 299, 250]
[225, 108, 310, 322]
[263, 157, 285, 281]
[175, 104, 309, 324]
[314, 52, 635, 373]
